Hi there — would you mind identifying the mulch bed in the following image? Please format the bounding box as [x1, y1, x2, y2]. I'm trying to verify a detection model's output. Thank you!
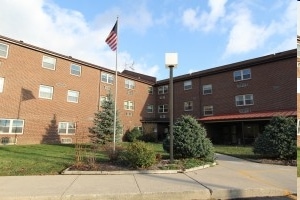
[68, 157, 296, 172]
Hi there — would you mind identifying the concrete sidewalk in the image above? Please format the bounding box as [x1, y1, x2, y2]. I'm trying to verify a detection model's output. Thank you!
[0, 154, 296, 200]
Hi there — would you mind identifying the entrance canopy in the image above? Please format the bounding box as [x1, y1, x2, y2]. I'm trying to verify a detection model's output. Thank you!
[199, 110, 296, 123]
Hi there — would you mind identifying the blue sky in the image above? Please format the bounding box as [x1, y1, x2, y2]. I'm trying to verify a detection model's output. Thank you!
[0, 0, 296, 80]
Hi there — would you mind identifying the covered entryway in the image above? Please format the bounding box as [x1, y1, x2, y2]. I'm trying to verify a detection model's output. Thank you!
[199, 110, 296, 145]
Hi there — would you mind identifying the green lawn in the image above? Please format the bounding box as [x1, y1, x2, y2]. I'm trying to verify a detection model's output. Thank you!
[0, 143, 279, 176]
[214, 145, 259, 159]
[0, 144, 75, 176]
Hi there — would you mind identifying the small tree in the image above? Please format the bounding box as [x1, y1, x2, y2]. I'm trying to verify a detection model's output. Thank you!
[253, 116, 296, 160]
[163, 115, 214, 161]
[124, 127, 142, 142]
[90, 92, 122, 144]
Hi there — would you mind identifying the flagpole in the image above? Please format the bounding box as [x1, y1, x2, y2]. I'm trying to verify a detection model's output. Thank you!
[113, 16, 119, 153]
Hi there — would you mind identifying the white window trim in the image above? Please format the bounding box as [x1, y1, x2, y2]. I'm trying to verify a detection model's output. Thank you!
[101, 72, 114, 84]
[158, 104, 168, 113]
[125, 79, 135, 89]
[42, 55, 56, 70]
[234, 69, 251, 82]
[0, 77, 4, 93]
[148, 86, 153, 94]
[203, 84, 212, 95]
[99, 96, 108, 107]
[0, 119, 24, 134]
[58, 122, 76, 135]
[235, 94, 254, 106]
[124, 100, 134, 110]
[184, 80, 192, 90]
[203, 106, 213, 116]
[39, 85, 53, 99]
[146, 105, 154, 113]
[67, 90, 79, 103]
[158, 85, 168, 94]
[184, 101, 193, 111]
[0, 43, 9, 58]
[70, 64, 81, 76]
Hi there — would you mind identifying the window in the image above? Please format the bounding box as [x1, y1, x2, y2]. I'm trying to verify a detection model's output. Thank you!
[0, 77, 4, 93]
[203, 84, 212, 95]
[42, 56, 56, 70]
[125, 79, 135, 89]
[234, 69, 251, 81]
[124, 101, 134, 110]
[204, 106, 213, 116]
[99, 96, 108, 107]
[148, 86, 153, 94]
[235, 94, 254, 106]
[184, 80, 192, 90]
[158, 85, 168, 94]
[146, 105, 154, 113]
[70, 64, 81, 76]
[158, 104, 168, 113]
[184, 101, 193, 111]
[67, 90, 79, 103]
[39, 85, 53, 99]
[58, 122, 76, 134]
[0, 43, 9, 58]
[0, 119, 24, 134]
[101, 72, 114, 84]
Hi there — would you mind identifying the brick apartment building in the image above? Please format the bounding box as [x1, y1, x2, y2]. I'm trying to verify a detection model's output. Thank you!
[0, 35, 297, 145]
[0, 35, 156, 144]
[145, 49, 296, 145]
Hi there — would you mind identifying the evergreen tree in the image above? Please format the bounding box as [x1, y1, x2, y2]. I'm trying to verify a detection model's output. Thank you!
[90, 92, 122, 144]
[253, 116, 296, 160]
[163, 115, 214, 161]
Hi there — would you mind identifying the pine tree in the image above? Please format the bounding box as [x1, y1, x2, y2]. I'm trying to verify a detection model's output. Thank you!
[90, 92, 122, 144]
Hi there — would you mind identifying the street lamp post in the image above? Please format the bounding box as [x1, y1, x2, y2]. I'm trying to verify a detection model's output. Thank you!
[165, 53, 178, 163]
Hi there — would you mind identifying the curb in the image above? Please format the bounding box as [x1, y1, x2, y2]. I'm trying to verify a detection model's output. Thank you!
[61, 162, 216, 175]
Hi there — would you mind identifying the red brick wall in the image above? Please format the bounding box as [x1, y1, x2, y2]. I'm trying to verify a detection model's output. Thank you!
[0, 38, 154, 144]
[156, 54, 296, 121]
[200, 57, 296, 117]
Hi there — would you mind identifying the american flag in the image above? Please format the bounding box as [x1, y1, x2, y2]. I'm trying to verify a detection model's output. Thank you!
[105, 21, 118, 51]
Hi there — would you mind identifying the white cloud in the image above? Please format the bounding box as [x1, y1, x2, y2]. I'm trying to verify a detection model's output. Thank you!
[223, 5, 271, 56]
[0, 0, 159, 77]
[181, 0, 227, 32]
[182, 8, 201, 31]
[223, 0, 296, 57]
[121, 4, 154, 35]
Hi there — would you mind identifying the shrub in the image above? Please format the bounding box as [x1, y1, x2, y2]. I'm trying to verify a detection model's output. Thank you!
[124, 141, 156, 168]
[141, 132, 157, 142]
[253, 116, 296, 160]
[124, 127, 142, 142]
[163, 115, 214, 161]
[102, 143, 125, 161]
